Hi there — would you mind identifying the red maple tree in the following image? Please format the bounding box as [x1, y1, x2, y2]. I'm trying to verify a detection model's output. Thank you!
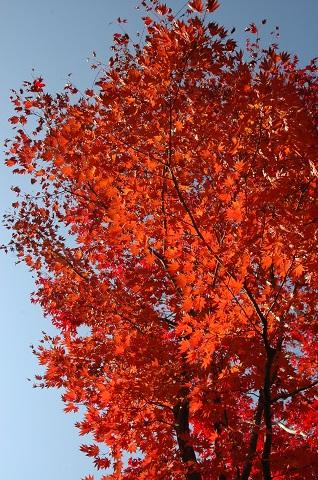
[4, 1, 318, 479]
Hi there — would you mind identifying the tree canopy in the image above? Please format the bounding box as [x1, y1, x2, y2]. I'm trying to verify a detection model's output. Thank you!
[4, 1, 318, 479]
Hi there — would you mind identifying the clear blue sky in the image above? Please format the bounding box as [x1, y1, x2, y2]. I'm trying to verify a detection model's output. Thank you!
[1, 1, 317, 479]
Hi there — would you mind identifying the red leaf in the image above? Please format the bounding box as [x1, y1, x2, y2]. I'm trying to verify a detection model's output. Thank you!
[155, 4, 170, 15]
[245, 23, 258, 34]
[32, 78, 45, 91]
[93, 457, 111, 470]
[80, 444, 100, 458]
[188, 0, 204, 12]
[143, 16, 153, 26]
[64, 402, 79, 413]
[206, 0, 220, 12]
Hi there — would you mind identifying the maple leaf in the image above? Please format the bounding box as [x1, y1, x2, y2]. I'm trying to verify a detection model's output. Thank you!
[61, 165, 73, 177]
[245, 23, 258, 34]
[80, 444, 100, 458]
[64, 403, 79, 413]
[182, 297, 193, 312]
[143, 16, 153, 26]
[94, 457, 111, 470]
[262, 255, 272, 270]
[226, 201, 243, 222]
[31, 77, 45, 92]
[5, 158, 17, 167]
[206, 0, 220, 12]
[188, 0, 204, 13]
[155, 4, 170, 16]
[294, 264, 304, 277]
[9, 116, 19, 124]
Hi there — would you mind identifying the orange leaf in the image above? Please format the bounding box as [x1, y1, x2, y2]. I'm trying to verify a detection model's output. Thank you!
[5, 158, 17, 167]
[183, 297, 193, 312]
[294, 264, 304, 277]
[226, 201, 243, 222]
[188, 0, 203, 12]
[61, 165, 73, 177]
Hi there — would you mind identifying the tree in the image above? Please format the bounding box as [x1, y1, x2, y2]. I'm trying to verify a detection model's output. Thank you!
[3, 1, 318, 478]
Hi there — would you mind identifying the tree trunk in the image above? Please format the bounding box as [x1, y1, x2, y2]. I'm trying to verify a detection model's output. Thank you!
[261, 349, 275, 480]
[240, 391, 264, 480]
[173, 392, 201, 480]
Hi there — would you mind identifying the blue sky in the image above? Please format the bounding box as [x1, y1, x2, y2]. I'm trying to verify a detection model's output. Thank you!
[1, 1, 317, 479]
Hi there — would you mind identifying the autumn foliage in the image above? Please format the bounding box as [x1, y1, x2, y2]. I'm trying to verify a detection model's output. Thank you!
[4, 1, 318, 478]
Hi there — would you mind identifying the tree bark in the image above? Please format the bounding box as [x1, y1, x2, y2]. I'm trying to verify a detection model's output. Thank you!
[261, 349, 275, 480]
[240, 391, 264, 480]
[173, 391, 201, 480]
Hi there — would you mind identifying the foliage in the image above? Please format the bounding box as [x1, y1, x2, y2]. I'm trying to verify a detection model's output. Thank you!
[4, 1, 318, 479]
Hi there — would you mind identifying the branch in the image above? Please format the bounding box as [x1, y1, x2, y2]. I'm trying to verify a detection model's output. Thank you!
[36, 230, 89, 282]
[265, 257, 296, 320]
[271, 379, 318, 403]
[121, 315, 145, 334]
[149, 246, 180, 296]
[146, 400, 173, 411]
[275, 421, 306, 438]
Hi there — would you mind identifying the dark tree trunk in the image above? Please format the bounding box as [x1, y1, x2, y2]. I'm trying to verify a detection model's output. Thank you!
[240, 391, 264, 480]
[261, 349, 275, 480]
[173, 392, 201, 480]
